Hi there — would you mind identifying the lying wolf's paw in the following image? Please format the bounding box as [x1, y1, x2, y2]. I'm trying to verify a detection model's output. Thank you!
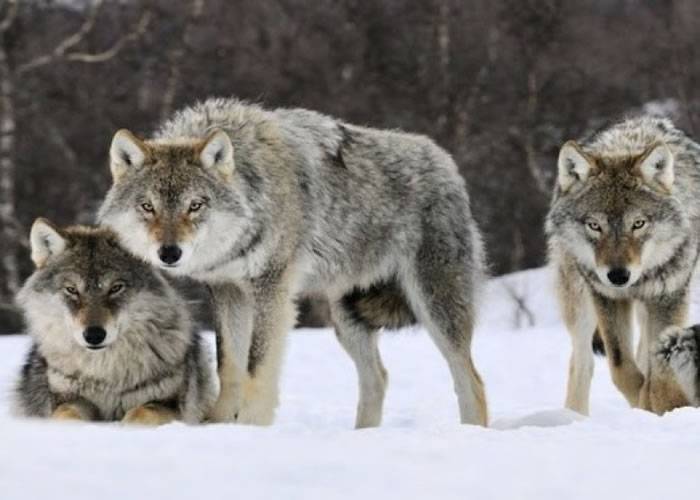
[52, 403, 90, 421]
[122, 404, 177, 426]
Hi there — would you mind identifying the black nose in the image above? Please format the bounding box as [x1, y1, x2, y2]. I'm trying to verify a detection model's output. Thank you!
[607, 268, 630, 286]
[158, 245, 182, 265]
[83, 326, 107, 346]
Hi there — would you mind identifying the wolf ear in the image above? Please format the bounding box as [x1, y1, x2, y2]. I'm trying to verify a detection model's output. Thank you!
[110, 129, 147, 182]
[29, 218, 66, 268]
[199, 129, 234, 177]
[557, 141, 594, 193]
[637, 143, 674, 193]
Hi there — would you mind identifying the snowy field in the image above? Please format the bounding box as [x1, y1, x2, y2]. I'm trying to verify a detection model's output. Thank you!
[2, 267, 700, 499]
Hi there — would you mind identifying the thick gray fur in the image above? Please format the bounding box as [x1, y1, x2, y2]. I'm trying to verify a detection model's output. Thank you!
[98, 98, 488, 427]
[15, 224, 216, 423]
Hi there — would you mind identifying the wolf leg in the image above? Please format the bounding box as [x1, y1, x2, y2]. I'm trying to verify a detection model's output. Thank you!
[556, 262, 596, 415]
[52, 400, 98, 421]
[330, 299, 387, 428]
[401, 259, 487, 426]
[655, 326, 700, 406]
[233, 268, 295, 426]
[592, 294, 644, 407]
[207, 282, 254, 423]
[640, 293, 690, 413]
[122, 403, 178, 426]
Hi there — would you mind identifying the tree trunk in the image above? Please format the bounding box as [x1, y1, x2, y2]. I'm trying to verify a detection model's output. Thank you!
[0, 43, 19, 303]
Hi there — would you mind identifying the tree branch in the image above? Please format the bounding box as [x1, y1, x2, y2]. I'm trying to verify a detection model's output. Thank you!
[16, 0, 151, 75]
[66, 10, 152, 63]
[0, 0, 18, 34]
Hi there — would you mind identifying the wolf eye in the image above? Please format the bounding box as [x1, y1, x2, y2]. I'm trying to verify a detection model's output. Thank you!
[64, 286, 79, 296]
[140, 202, 155, 213]
[108, 282, 125, 295]
[632, 219, 646, 230]
[188, 201, 203, 213]
[586, 221, 602, 232]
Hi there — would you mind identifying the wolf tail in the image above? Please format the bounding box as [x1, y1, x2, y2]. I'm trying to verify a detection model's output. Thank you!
[592, 328, 606, 356]
[342, 281, 417, 331]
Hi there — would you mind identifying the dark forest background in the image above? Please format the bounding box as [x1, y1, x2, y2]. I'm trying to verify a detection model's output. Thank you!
[1, 0, 699, 331]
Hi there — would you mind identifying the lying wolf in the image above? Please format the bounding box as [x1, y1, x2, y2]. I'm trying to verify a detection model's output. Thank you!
[98, 97, 487, 427]
[546, 116, 700, 415]
[14, 219, 216, 424]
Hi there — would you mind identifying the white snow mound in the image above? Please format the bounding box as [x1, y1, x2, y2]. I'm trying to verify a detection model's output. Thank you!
[1, 266, 700, 500]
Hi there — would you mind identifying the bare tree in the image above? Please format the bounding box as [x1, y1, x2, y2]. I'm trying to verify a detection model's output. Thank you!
[0, 0, 151, 305]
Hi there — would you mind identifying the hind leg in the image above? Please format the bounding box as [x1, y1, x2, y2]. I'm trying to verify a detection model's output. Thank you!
[331, 300, 388, 428]
[555, 261, 596, 415]
[400, 264, 487, 426]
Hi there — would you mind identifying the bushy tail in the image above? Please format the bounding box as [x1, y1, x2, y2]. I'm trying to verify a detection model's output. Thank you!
[592, 328, 606, 356]
[342, 281, 417, 330]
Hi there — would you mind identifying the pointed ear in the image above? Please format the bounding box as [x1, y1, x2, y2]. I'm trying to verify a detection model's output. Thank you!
[637, 142, 674, 193]
[199, 129, 234, 177]
[110, 129, 147, 182]
[29, 218, 67, 268]
[557, 141, 594, 193]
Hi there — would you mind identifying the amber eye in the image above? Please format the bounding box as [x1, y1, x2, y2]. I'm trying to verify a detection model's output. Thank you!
[108, 282, 125, 296]
[632, 219, 646, 230]
[140, 202, 155, 213]
[587, 221, 602, 232]
[64, 286, 79, 297]
[189, 201, 203, 213]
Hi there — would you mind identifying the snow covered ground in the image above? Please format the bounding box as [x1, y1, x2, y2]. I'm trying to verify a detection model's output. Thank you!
[2, 267, 700, 499]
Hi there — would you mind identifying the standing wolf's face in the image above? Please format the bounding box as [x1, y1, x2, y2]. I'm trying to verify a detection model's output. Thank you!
[17, 221, 165, 352]
[98, 130, 251, 275]
[548, 141, 686, 289]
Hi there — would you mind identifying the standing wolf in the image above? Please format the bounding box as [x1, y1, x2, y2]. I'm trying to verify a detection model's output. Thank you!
[15, 220, 216, 424]
[98, 97, 487, 427]
[546, 116, 700, 415]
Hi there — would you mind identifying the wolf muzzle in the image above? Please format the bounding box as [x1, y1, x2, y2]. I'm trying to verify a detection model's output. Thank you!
[607, 267, 630, 286]
[83, 326, 107, 349]
[158, 245, 183, 265]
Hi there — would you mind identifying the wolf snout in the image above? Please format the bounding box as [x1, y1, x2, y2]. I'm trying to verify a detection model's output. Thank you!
[158, 245, 182, 265]
[606, 267, 630, 286]
[83, 326, 107, 349]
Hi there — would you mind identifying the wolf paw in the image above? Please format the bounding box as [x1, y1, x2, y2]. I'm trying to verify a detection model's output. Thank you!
[122, 404, 177, 426]
[52, 403, 90, 421]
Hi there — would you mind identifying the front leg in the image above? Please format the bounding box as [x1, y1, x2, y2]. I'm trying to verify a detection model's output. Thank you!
[235, 266, 296, 425]
[641, 292, 691, 413]
[52, 399, 99, 421]
[208, 282, 255, 423]
[592, 294, 644, 407]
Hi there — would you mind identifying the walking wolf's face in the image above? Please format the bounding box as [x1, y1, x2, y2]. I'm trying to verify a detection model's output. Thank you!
[17, 220, 165, 352]
[548, 141, 686, 289]
[98, 130, 248, 275]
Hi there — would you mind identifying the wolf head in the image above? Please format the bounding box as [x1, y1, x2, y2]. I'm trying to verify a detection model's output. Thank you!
[17, 220, 172, 352]
[97, 129, 254, 275]
[547, 140, 686, 289]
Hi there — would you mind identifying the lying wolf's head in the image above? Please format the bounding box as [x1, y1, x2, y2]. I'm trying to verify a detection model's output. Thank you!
[547, 140, 687, 290]
[17, 220, 170, 352]
[97, 129, 253, 275]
